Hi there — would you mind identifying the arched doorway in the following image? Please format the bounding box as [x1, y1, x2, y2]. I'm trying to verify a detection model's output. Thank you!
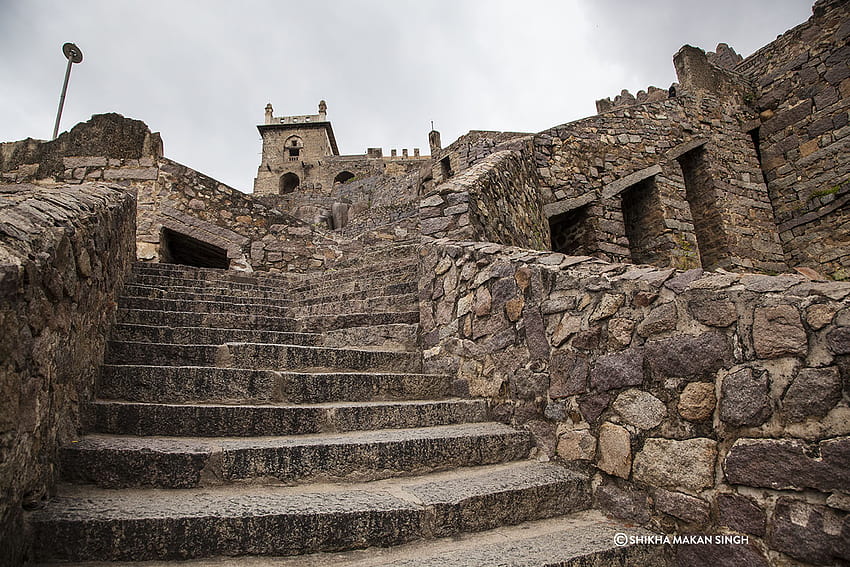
[280, 172, 300, 194]
[333, 171, 356, 185]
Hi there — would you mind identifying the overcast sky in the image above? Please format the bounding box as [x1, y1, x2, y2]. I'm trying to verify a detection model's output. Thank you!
[1, 0, 813, 193]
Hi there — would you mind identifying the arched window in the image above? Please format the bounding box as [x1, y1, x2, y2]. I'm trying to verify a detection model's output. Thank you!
[333, 171, 356, 185]
[280, 172, 300, 194]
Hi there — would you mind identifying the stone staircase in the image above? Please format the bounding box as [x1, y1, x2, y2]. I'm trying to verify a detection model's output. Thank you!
[28, 248, 667, 565]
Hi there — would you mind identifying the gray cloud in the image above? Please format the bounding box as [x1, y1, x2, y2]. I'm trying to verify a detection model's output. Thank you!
[1, 0, 813, 192]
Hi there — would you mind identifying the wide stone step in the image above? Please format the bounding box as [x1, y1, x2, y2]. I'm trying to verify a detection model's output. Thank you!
[31, 461, 594, 563]
[59, 423, 532, 488]
[121, 279, 416, 305]
[128, 262, 416, 294]
[105, 341, 420, 371]
[98, 366, 453, 403]
[116, 308, 418, 332]
[110, 324, 323, 346]
[117, 308, 298, 331]
[84, 399, 489, 436]
[116, 293, 418, 319]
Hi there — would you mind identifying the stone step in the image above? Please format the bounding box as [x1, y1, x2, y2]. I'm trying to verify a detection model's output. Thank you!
[59, 422, 533, 488]
[129, 261, 416, 294]
[105, 341, 420, 372]
[110, 323, 417, 350]
[116, 293, 418, 318]
[116, 307, 298, 331]
[97, 366, 453, 403]
[84, 398, 489, 437]
[90, 512, 668, 567]
[30, 461, 594, 563]
[121, 279, 416, 305]
[116, 308, 419, 332]
[110, 323, 323, 346]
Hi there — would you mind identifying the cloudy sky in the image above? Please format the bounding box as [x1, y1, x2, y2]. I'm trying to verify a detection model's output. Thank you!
[2, 0, 812, 193]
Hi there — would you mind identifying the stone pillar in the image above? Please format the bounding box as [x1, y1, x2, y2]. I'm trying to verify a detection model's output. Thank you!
[429, 130, 442, 154]
[264, 103, 273, 125]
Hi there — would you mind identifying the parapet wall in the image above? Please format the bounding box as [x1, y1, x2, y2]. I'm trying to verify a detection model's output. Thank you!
[735, 0, 850, 277]
[0, 182, 136, 564]
[421, 136, 550, 250]
[419, 239, 849, 566]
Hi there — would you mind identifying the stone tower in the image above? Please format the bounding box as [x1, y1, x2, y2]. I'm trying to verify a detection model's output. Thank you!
[253, 100, 339, 195]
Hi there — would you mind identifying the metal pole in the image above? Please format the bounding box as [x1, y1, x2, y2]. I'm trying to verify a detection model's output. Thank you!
[52, 43, 83, 140]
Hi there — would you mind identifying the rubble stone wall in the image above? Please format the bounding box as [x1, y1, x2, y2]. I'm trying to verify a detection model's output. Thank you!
[419, 239, 850, 566]
[0, 182, 136, 565]
[534, 88, 786, 273]
[734, 0, 850, 277]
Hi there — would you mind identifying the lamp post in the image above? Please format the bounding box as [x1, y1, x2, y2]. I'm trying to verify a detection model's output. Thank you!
[52, 42, 83, 140]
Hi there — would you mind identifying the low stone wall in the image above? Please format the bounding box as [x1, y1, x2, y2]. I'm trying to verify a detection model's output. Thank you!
[0, 181, 136, 564]
[420, 138, 550, 250]
[419, 239, 849, 566]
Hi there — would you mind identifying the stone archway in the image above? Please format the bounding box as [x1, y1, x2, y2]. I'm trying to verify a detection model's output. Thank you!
[280, 172, 300, 194]
[333, 171, 355, 185]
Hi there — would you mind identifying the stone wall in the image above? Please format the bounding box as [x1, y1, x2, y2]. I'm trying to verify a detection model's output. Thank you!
[0, 181, 136, 564]
[420, 136, 550, 250]
[535, 67, 785, 273]
[419, 240, 850, 566]
[735, 0, 850, 277]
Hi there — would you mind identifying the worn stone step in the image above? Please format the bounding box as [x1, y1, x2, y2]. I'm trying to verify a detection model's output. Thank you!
[59, 422, 532, 488]
[98, 366, 453, 403]
[30, 461, 597, 563]
[117, 308, 298, 331]
[121, 279, 416, 305]
[110, 324, 323, 346]
[116, 308, 418, 332]
[84, 399, 489, 437]
[129, 261, 416, 294]
[105, 341, 419, 371]
[93, 512, 667, 567]
[116, 293, 418, 319]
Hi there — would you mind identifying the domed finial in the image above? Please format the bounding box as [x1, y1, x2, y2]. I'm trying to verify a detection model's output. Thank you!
[264, 103, 274, 124]
[318, 100, 327, 116]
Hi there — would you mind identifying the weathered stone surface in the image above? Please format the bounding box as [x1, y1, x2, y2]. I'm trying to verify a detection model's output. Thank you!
[633, 437, 717, 492]
[678, 382, 716, 421]
[768, 498, 850, 565]
[590, 293, 625, 322]
[636, 302, 677, 337]
[752, 305, 807, 359]
[589, 349, 645, 391]
[675, 542, 770, 567]
[724, 436, 850, 493]
[556, 428, 596, 461]
[688, 297, 737, 327]
[645, 332, 730, 378]
[595, 479, 650, 524]
[549, 352, 588, 398]
[717, 493, 766, 536]
[578, 392, 612, 425]
[827, 326, 850, 355]
[654, 489, 710, 524]
[720, 367, 771, 427]
[782, 366, 841, 422]
[664, 269, 703, 293]
[612, 389, 666, 430]
[597, 422, 632, 479]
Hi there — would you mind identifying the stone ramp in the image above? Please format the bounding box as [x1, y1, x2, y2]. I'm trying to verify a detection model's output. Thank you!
[29, 257, 669, 564]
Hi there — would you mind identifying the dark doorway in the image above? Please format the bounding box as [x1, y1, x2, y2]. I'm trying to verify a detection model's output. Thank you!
[621, 176, 665, 265]
[549, 205, 592, 255]
[677, 146, 728, 269]
[280, 172, 300, 194]
[160, 228, 228, 269]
